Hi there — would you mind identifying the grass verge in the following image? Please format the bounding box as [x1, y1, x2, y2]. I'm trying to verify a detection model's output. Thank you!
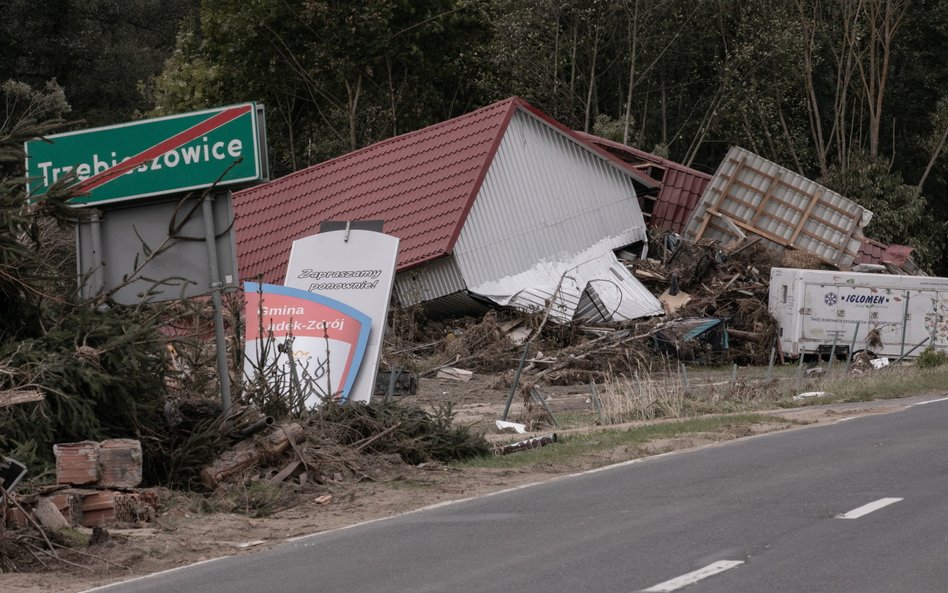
[805, 364, 948, 404]
[456, 414, 797, 469]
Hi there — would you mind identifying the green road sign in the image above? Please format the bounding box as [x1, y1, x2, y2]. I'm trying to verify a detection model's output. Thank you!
[25, 103, 266, 206]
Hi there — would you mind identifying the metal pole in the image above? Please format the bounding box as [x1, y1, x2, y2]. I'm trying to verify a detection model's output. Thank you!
[202, 194, 232, 416]
[531, 387, 559, 428]
[899, 292, 911, 359]
[589, 382, 603, 421]
[797, 346, 806, 388]
[89, 213, 105, 296]
[892, 336, 931, 365]
[385, 365, 399, 403]
[766, 347, 777, 381]
[731, 363, 737, 383]
[848, 321, 861, 365]
[502, 343, 530, 421]
[828, 333, 839, 371]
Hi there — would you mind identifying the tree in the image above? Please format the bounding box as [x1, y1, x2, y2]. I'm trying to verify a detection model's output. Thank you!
[154, 0, 493, 177]
[0, 81, 168, 473]
[0, 0, 199, 126]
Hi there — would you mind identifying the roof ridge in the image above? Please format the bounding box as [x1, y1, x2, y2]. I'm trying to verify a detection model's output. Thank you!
[261, 97, 519, 188]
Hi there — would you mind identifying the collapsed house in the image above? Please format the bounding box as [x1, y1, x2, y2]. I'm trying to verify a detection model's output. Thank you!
[575, 132, 711, 235]
[233, 97, 664, 323]
[581, 135, 917, 276]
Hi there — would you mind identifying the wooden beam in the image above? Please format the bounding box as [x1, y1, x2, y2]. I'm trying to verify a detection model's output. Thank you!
[749, 171, 783, 227]
[694, 156, 746, 240]
[707, 209, 787, 246]
[788, 188, 822, 246]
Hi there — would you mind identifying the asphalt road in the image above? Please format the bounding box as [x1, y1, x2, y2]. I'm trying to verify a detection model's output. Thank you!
[88, 395, 948, 593]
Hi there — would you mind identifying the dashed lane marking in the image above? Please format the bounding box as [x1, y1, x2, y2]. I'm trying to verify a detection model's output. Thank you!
[642, 560, 745, 592]
[836, 497, 903, 519]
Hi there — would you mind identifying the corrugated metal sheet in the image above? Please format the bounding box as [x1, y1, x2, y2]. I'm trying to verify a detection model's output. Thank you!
[454, 110, 649, 288]
[465, 240, 663, 323]
[576, 285, 609, 322]
[418, 291, 492, 318]
[232, 98, 517, 284]
[573, 132, 712, 233]
[393, 256, 466, 306]
[683, 146, 872, 268]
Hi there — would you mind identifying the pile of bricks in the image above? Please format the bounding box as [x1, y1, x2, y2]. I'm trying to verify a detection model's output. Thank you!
[5, 489, 158, 528]
[4, 439, 156, 530]
[53, 439, 143, 488]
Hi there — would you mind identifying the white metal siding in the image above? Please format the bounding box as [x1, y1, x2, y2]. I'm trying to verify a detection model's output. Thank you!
[393, 256, 466, 306]
[453, 110, 648, 288]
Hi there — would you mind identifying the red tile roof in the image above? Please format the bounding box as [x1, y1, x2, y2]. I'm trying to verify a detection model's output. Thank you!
[856, 238, 887, 264]
[234, 98, 658, 284]
[574, 133, 711, 233]
[856, 238, 914, 267]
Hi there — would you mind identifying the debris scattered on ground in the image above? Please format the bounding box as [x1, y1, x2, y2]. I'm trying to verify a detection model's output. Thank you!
[494, 433, 557, 455]
[436, 367, 474, 382]
[793, 391, 830, 401]
[495, 420, 527, 434]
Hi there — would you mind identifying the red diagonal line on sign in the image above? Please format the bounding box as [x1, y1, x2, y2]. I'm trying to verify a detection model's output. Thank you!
[72, 104, 252, 196]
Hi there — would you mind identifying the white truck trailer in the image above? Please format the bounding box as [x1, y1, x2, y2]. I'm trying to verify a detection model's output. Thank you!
[769, 267, 948, 359]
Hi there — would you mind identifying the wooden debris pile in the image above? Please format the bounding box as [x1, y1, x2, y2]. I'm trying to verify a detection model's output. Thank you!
[187, 401, 491, 517]
[630, 234, 785, 364]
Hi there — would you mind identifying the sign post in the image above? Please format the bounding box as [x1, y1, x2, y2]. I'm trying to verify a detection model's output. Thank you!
[28, 104, 268, 416]
[283, 228, 399, 404]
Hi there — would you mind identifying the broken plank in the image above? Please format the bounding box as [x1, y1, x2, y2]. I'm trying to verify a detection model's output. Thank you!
[270, 461, 302, 484]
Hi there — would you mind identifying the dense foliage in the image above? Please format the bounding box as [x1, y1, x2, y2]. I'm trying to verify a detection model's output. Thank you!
[3, 0, 945, 270]
[0, 82, 169, 474]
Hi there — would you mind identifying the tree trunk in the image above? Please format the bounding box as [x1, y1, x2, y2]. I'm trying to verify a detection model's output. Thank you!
[345, 75, 362, 151]
[622, 0, 639, 145]
[917, 121, 948, 194]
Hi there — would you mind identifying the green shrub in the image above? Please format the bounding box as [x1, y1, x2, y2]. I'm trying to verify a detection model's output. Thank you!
[916, 348, 948, 369]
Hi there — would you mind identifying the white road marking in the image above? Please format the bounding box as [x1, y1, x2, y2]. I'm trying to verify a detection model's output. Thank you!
[78, 557, 225, 592]
[912, 396, 948, 406]
[836, 497, 903, 519]
[643, 560, 744, 592]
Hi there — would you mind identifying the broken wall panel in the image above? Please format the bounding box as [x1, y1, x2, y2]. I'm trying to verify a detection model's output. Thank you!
[684, 146, 872, 268]
[467, 241, 663, 323]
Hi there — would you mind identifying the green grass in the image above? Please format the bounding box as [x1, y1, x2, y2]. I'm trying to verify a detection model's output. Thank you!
[456, 414, 795, 469]
[807, 364, 948, 404]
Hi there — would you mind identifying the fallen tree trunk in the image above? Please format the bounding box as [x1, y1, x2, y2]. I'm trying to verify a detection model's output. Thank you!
[200, 423, 306, 488]
[726, 329, 765, 342]
[494, 433, 557, 455]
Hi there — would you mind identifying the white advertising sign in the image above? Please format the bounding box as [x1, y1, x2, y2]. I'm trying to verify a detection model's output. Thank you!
[284, 229, 400, 403]
[243, 283, 371, 407]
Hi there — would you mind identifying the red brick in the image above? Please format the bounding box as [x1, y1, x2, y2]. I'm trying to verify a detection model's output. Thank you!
[97, 439, 142, 488]
[53, 441, 99, 485]
[79, 491, 115, 527]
